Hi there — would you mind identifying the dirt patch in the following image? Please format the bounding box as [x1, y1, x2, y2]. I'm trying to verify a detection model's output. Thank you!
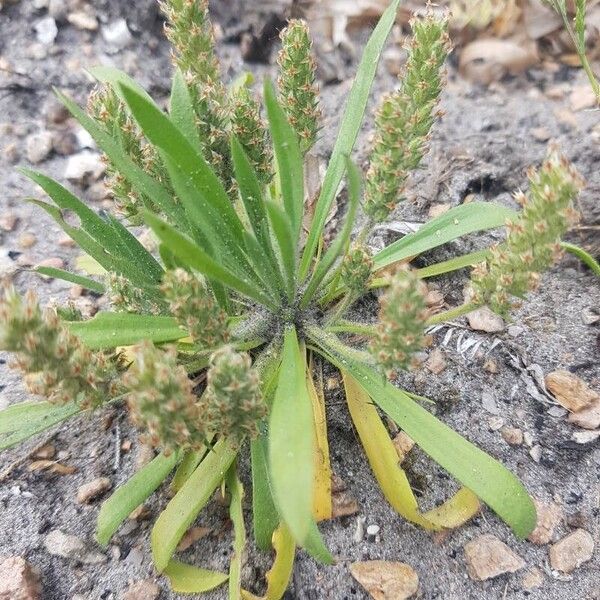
[0, 2, 598, 599]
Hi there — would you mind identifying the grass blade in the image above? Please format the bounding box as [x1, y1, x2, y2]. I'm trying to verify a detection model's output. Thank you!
[373, 203, 516, 271]
[226, 463, 246, 600]
[96, 451, 180, 546]
[264, 79, 304, 241]
[299, 0, 402, 280]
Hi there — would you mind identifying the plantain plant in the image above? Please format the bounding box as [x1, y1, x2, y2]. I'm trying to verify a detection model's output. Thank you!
[0, 1, 586, 597]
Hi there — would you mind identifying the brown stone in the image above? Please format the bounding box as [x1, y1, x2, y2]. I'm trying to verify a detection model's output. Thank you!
[545, 370, 599, 412]
[464, 534, 525, 581]
[350, 561, 419, 599]
[527, 499, 563, 545]
[425, 348, 447, 375]
[0, 557, 41, 600]
[549, 529, 594, 573]
[76, 477, 111, 503]
[122, 580, 160, 600]
[500, 426, 523, 446]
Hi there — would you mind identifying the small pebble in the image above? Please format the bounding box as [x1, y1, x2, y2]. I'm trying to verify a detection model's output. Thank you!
[521, 567, 544, 590]
[67, 10, 98, 31]
[528, 499, 563, 545]
[0, 556, 42, 600]
[0, 213, 19, 232]
[500, 426, 523, 446]
[101, 19, 133, 50]
[18, 232, 37, 249]
[467, 307, 504, 333]
[34, 16, 58, 45]
[122, 580, 160, 600]
[26, 131, 54, 164]
[76, 477, 111, 504]
[464, 534, 525, 581]
[549, 529, 594, 573]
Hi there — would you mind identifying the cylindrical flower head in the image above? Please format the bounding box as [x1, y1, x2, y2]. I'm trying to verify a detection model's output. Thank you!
[161, 269, 229, 348]
[0, 288, 118, 409]
[471, 149, 583, 316]
[159, 0, 231, 182]
[232, 86, 273, 184]
[364, 11, 450, 222]
[370, 270, 428, 378]
[88, 86, 148, 222]
[340, 245, 373, 294]
[203, 346, 266, 448]
[125, 341, 206, 454]
[277, 19, 321, 154]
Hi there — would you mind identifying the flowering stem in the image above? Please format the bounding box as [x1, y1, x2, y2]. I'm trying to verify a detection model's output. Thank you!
[561, 241, 600, 277]
[426, 302, 480, 326]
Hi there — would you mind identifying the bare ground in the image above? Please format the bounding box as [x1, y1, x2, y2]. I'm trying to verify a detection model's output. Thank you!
[0, 2, 598, 599]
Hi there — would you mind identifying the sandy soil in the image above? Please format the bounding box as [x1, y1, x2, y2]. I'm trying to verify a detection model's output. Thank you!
[0, 2, 598, 599]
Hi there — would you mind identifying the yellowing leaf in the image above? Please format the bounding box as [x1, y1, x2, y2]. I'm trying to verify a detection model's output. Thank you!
[163, 559, 228, 594]
[343, 373, 479, 530]
[242, 525, 295, 600]
[307, 358, 332, 521]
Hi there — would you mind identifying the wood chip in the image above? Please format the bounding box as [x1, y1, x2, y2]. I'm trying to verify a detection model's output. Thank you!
[545, 370, 599, 412]
[176, 526, 211, 552]
[28, 460, 76, 475]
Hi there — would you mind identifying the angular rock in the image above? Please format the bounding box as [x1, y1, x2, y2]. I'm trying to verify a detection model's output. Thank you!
[549, 529, 594, 573]
[527, 499, 563, 545]
[467, 307, 504, 333]
[425, 348, 446, 375]
[67, 10, 98, 31]
[545, 370, 599, 412]
[43, 530, 106, 564]
[350, 561, 419, 600]
[34, 17, 58, 45]
[464, 534, 525, 581]
[122, 580, 160, 600]
[500, 426, 523, 446]
[102, 19, 133, 49]
[26, 131, 54, 164]
[64, 151, 105, 185]
[0, 556, 41, 600]
[521, 567, 544, 591]
[76, 477, 111, 503]
[568, 399, 600, 430]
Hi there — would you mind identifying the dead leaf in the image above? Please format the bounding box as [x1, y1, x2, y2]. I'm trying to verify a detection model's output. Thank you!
[176, 526, 211, 552]
[459, 38, 538, 84]
[350, 561, 419, 600]
[28, 460, 76, 475]
[30, 444, 56, 460]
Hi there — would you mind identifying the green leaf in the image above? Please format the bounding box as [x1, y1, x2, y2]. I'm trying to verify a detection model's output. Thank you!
[373, 203, 515, 271]
[151, 439, 238, 572]
[231, 136, 284, 290]
[300, 157, 361, 308]
[163, 560, 228, 594]
[67, 313, 186, 350]
[415, 249, 491, 279]
[96, 451, 179, 546]
[27, 199, 152, 290]
[0, 401, 80, 451]
[34, 267, 105, 294]
[117, 83, 249, 258]
[55, 89, 188, 231]
[170, 449, 206, 493]
[299, 0, 402, 280]
[251, 435, 280, 551]
[264, 79, 304, 241]
[265, 200, 296, 301]
[227, 463, 246, 600]
[269, 327, 314, 546]
[144, 211, 278, 309]
[169, 69, 203, 153]
[88, 65, 155, 103]
[307, 327, 537, 539]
